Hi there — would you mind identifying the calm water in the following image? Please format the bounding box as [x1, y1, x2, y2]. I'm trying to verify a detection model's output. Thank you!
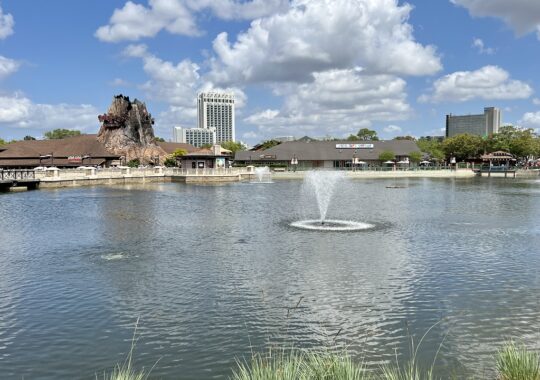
[1, 177, 540, 379]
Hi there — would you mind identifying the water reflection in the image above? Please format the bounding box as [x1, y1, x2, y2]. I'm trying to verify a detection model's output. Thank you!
[0, 178, 539, 378]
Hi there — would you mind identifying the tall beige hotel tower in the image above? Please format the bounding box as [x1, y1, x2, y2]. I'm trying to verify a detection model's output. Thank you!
[197, 92, 235, 144]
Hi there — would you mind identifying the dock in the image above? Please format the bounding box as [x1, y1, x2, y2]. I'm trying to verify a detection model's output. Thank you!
[473, 168, 517, 178]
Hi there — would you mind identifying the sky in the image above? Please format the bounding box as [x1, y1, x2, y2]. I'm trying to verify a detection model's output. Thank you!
[1, 0, 540, 144]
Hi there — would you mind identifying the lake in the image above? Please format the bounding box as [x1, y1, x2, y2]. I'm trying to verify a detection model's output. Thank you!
[1, 176, 540, 379]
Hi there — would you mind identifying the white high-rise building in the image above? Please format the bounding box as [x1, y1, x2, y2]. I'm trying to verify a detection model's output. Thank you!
[173, 126, 216, 147]
[197, 92, 235, 143]
[446, 107, 501, 138]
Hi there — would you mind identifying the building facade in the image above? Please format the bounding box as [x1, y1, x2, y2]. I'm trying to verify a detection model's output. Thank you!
[446, 107, 501, 138]
[197, 92, 235, 143]
[234, 140, 421, 169]
[173, 126, 216, 147]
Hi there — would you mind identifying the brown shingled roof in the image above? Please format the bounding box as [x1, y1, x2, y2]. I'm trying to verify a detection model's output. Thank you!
[0, 134, 118, 158]
[156, 141, 197, 154]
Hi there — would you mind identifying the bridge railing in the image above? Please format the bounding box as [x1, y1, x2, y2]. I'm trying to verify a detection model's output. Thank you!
[0, 169, 36, 181]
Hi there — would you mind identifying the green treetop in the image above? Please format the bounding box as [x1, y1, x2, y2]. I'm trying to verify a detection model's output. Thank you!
[408, 151, 423, 164]
[220, 141, 247, 153]
[378, 151, 396, 162]
[357, 128, 379, 141]
[442, 134, 483, 161]
[259, 140, 281, 150]
[44, 129, 82, 139]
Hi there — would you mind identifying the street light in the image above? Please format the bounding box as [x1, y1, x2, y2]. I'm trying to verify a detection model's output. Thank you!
[39, 153, 52, 167]
[291, 154, 298, 172]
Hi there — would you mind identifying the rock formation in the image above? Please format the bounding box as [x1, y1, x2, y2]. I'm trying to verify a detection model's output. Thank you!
[97, 95, 166, 164]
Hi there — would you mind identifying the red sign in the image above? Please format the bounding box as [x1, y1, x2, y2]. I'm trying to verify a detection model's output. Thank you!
[68, 156, 83, 163]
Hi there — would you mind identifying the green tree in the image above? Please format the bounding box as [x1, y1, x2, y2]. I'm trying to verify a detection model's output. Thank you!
[259, 139, 281, 149]
[346, 134, 360, 141]
[379, 151, 395, 162]
[163, 157, 177, 167]
[44, 129, 81, 139]
[394, 135, 416, 141]
[408, 151, 423, 164]
[154, 137, 165, 142]
[172, 148, 187, 157]
[220, 141, 247, 153]
[127, 159, 140, 168]
[163, 148, 188, 167]
[357, 128, 379, 141]
[23, 135, 36, 140]
[442, 134, 483, 161]
[0, 138, 6, 146]
[417, 138, 445, 161]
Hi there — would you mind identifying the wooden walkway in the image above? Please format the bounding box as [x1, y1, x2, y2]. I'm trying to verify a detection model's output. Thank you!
[0, 170, 40, 191]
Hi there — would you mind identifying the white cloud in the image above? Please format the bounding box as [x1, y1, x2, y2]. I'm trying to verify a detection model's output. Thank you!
[519, 111, 540, 128]
[244, 68, 411, 138]
[96, 0, 199, 42]
[122, 44, 246, 134]
[419, 65, 533, 103]
[108, 78, 132, 87]
[0, 55, 20, 79]
[451, 0, 540, 39]
[0, 5, 14, 40]
[0, 94, 99, 131]
[383, 125, 402, 134]
[472, 38, 495, 54]
[96, 0, 288, 42]
[533, 98, 540, 105]
[210, 0, 442, 85]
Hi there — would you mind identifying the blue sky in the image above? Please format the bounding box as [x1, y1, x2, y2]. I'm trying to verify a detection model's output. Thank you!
[1, 0, 540, 144]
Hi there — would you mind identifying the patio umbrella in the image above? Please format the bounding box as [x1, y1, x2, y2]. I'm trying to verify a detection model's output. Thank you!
[384, 161, 394, 164]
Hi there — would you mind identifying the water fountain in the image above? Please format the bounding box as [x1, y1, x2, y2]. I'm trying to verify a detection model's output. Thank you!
[291, 171, 374, 231]
[252, 166, 273, 183]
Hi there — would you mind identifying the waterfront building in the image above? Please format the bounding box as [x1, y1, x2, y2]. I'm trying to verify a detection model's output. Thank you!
[173, 126, 216, 147]
[197, 92, 235, 143]
[446, 107, 501, 138]
[234, 140, 421, 169]
[180, 144, 233, 169]
[0, 135, 121, 168]
[0, 135, 197, 169]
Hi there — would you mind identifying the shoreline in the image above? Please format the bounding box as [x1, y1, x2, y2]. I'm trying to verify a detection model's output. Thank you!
[4, 168, 539, 191]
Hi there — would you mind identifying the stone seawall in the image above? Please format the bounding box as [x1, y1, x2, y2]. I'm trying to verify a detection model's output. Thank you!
[272, 169, 477, 180]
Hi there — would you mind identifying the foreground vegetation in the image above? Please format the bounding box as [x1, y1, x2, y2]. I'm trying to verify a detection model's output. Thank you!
[101, 342, 540, 380]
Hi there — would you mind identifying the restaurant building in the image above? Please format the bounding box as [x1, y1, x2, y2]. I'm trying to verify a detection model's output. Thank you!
[234, 140, 422, 169]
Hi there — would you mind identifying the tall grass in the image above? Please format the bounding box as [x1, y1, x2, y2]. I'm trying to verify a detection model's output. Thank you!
[496, 342, 540, 380]
[98, 318, 156, 380]
[231, 349, 369, 380]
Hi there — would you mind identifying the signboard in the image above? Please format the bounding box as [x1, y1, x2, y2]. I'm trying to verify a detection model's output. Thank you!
[68, 155, 82, 163]
[260, 154, 276, 159]
[335, 143, 374, 149]
[215, 157, 225, 168]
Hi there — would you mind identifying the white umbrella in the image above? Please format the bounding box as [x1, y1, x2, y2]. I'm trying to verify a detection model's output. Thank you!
[357, 161, 367, 165]
[397, 160, 409, 164]
[384, 160, 394, 164]
[420, 160, 431, 164]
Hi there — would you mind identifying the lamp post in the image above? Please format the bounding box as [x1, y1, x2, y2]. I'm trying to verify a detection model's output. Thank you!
[352, 152, 357, 172]
[39, 153, 52, 167]
[291, 154, 298, 172]
[82, 154, 90, 167]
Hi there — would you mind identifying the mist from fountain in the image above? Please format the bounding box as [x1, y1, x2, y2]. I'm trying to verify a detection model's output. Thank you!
[253, 166, 273, 183]
[304, 171, 345, 223]
[291, 170, 374, 232]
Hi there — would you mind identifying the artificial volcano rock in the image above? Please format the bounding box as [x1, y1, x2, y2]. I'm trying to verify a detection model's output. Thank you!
[97, 95, 166, 164]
